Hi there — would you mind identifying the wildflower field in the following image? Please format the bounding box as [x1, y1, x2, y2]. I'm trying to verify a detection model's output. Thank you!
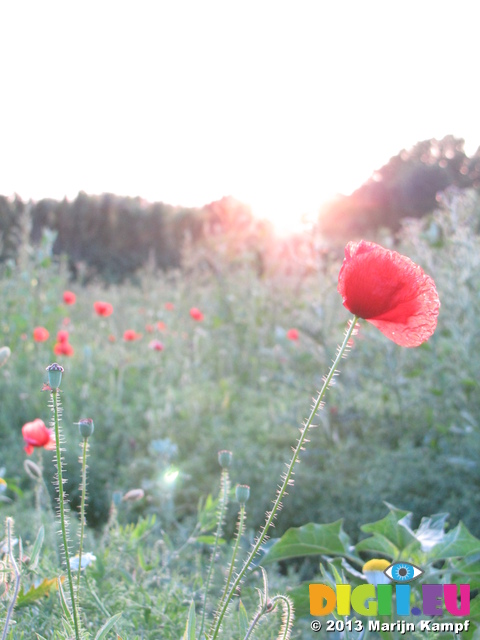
[1, 192, 480, 639]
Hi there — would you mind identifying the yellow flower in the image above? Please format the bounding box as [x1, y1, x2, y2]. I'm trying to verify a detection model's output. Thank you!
[362, 558, 390, 573]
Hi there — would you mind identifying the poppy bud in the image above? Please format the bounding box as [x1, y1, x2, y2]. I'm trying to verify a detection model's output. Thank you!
[77, 418, 94, 439]
[218, 450, 233, 468]
[46, 362, 64, 389]
[235, 484, 250, 504]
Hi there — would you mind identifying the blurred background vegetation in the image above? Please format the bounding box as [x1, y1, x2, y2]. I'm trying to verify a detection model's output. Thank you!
[1, 136, 479, 549]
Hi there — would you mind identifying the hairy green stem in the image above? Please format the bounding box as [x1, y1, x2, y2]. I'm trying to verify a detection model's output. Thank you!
[1, 518, 21, 640]
[77, 437, 88, 593]
[198, 468, 230, 640]
[52, 389, 80, 640]
[211, 504, 246, 635]
[210, 316, 359, 639]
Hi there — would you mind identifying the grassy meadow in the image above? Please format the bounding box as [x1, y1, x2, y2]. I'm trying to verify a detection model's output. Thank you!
[1, 191, 480, 638]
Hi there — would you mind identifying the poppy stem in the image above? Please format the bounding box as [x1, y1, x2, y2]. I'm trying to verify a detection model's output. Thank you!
[210, 315, 359, 639]
[77, 437, 89, 594]
[51, 389, 80, 640]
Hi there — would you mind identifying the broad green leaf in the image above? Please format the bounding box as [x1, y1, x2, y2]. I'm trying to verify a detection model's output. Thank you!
[284, 582, 310, 619]
[94, 612, 122, 640]
[428, 522, 480, 560]
[262, 520, 351, 564]
[354, 535, 398, 558]
[360, 505, 416, 551]
[182, 600, 196, 640]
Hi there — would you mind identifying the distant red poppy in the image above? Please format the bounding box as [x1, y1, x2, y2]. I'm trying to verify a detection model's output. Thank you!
[62, 317, 71, 326]
[53, 342, 74, 356]
[286, 328, 299, 341]
[57, 330, 69, 344]
[108, 334, 116, 343]
[337, 240, 440, 347]
[157, 321, 167, 332]
[165, 302, 175, 311]
[33, 327, 49, 342]
[63, 291, 76, 305]
[149, 339, 164, 351]
[94, 301, 113, 317]
[123, 329, 142, 341]
[145, 324, 154, 333]
[190, 307, 204, 321]
[22, 419, 55, 455]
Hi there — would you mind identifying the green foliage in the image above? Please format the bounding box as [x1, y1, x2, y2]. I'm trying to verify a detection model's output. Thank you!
[0, 189, 480, 637]
[266, 503, 480, 638]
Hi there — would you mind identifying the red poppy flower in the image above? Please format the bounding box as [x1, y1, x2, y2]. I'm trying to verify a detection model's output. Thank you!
[94, 301, 113, 317]
[165, 302, 175, 311]
[108, 334, 116, 343]
[53, 342, 74, 356]
[337, 240, 440, 347]
[57, 330, 69, 344]
[157, 321, 167, 332]
[190, 307, 204, 321]
[33, 327, 49, 342]
[63, 291, 76, 305]
[148, 339, 164, 351]
[22, 419, 56, 455]
[286, 328, 299, 341]
[123, 329, 142, 341]
[145, 324, 154, 333]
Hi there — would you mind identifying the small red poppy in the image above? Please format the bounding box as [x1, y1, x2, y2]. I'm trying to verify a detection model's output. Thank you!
[157, 321, 167, 332]
[286, 328, 299, 341]
[63, 291, 76, 305]
[108, 334, 116, 343]
[190, 307, 204, 321]
[145, 324, 154, 333]
[165, 302, 175, 311]
[123, 329, 142, 341]
[94, 301, 113, 317]
[22, 419, 56, 455]
[57, 330, 69, 344]
[149, 339, 164, 351]
[337, 240, 440, 347]
[53, 342, 74, 356]
[33, 327, 49, 342]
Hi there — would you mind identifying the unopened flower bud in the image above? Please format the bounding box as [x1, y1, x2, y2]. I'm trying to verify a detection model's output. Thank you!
[46, 362, 64, 389]
[218, 450, 233, 468]
[122, 488, 145, 502]
[77, 418, 94, 439]
[24, 459, 43, 481]
[235, 484, 250, 504]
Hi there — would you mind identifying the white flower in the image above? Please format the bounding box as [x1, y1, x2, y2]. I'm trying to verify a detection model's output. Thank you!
[69, 552, 96, 571]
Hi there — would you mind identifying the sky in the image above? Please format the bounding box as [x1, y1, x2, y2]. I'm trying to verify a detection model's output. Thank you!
[1, 1, 479, 233]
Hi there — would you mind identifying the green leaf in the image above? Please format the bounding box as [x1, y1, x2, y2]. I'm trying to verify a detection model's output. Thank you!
[428, 522, 480, 560]
[29, 526, 45, 570]
[195, 535, 226, 545]
[57, 577, 73, 626]
[355, 535, 398, 558]
[360, 505, 416, 551]
[182, 601, 196, 640]
[94, 612, 122, 640]
[262, 520, 352, 564]
[16, 576, 59, 608]
[285, 582, 311, 618]
[238, 600, 249, 636]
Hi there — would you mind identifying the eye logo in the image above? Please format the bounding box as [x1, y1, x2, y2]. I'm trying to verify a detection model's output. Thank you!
[384, 562, 423, 583]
